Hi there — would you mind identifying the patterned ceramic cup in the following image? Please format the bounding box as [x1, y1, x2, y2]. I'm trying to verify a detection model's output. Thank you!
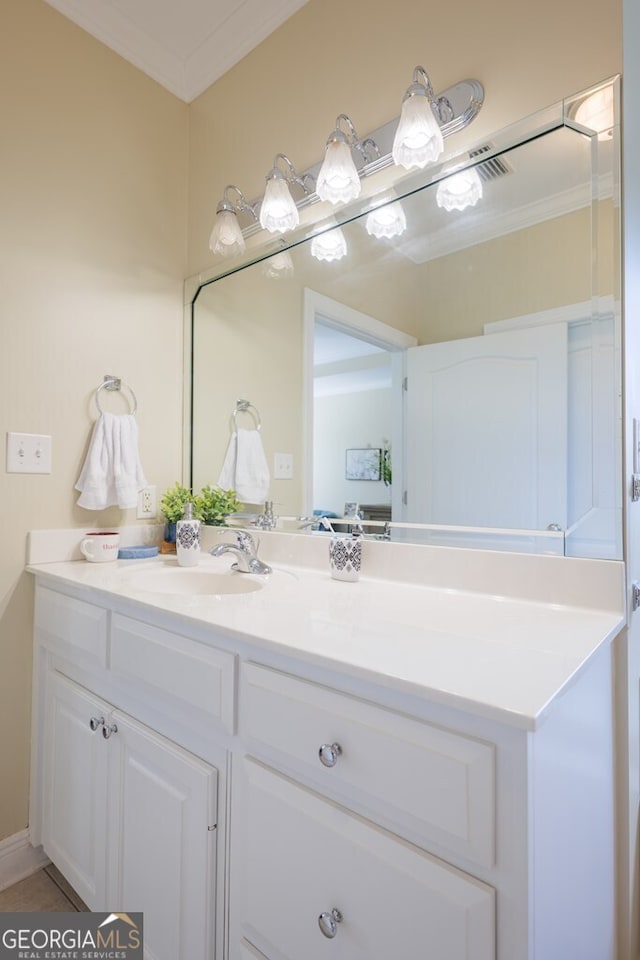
[329, 536, 362, 582]
[80, 531, 120, 562]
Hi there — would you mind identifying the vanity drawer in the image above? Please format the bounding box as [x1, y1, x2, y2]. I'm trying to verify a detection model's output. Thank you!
[35, 586, 108, 668]
[110, 613, 236, 733]
[232, 759, 495, 960]
[240, 662, 495, 866]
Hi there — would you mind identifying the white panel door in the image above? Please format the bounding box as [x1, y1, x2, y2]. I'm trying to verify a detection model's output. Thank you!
[107, 712, 217, 960]
[406, 323, 568, 531]
[43, 671, 109, 909]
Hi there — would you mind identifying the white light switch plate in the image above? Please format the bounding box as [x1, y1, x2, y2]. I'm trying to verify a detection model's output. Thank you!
[274, 452, 293, 479]
[6, 432, 52, 474]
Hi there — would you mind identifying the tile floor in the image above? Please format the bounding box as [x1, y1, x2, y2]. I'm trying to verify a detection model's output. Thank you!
[0, 864, 87, 912]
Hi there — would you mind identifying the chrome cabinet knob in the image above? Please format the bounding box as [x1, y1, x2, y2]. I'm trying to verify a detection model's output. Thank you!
[89, 716, 104, 732]
[102, 722, 118, 739]
[318, 908, 343, 939]
[318, 742, 342, 767]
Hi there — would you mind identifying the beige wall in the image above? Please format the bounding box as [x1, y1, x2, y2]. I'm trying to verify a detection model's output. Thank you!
[0, 0, 188, 839]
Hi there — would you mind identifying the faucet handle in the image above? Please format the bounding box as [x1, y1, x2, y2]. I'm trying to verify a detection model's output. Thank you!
[236, 530, 257, 553]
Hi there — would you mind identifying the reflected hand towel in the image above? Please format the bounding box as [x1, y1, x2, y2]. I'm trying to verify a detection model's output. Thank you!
[217, 428, 270, 504]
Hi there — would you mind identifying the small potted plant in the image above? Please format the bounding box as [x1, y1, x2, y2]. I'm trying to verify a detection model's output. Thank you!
[159, 482, 194, 542]
[194, 485, 241, 526]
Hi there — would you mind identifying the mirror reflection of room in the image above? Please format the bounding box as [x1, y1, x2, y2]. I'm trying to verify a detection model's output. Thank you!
[191, 89, 620, 560]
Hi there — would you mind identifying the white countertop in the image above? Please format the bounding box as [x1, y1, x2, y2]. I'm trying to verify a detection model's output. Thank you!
[27, 533, 627, 731]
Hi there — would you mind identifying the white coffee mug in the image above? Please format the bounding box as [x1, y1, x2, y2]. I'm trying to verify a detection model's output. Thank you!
[81, 531, 120, 562]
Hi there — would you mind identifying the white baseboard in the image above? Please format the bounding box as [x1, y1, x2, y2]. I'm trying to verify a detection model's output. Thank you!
[0, 829, 49, 892]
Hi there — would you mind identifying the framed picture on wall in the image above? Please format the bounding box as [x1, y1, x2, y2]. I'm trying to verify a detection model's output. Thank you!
[345, 448, 382, 481]
[344, 501, 360, 518]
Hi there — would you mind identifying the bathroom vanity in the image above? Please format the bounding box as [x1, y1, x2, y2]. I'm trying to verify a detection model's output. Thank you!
[27, 532, 625, 960]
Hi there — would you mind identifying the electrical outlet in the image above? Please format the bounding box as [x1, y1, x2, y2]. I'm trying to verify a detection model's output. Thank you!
[137, 485, 157, 519]
[273, 452, 293, 479]
[6, 432, 52, 474]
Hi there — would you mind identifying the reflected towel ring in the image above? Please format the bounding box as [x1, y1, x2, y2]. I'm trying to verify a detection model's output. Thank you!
[233, 399, 261, 431]
[95, 375, 138, 415]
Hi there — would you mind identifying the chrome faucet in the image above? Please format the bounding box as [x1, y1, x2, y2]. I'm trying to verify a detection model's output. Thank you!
[210, 531, 272, 575]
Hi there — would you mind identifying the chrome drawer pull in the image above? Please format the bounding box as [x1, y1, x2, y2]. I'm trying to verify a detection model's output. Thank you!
[318, 908, 343, 939]
[318, 742, 342, 767]
[102, 721, 118, 739]
[89, 716, 105, 732]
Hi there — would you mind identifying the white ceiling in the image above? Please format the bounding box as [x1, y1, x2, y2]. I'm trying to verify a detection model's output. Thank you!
[43, 0, 310, 102]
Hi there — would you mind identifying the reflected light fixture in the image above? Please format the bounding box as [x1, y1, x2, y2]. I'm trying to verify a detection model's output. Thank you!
[574, 85, 614, 140]
[259, 154, 314, 233]
[392, 66, 452, 170]
[310, 222, 348, 261]
[317, 115, 380, 205]
[436, 163, 483, 212]
[263, 246, 295, 279]
[209, 185, 257, 257]
[365, 198, 407, 239]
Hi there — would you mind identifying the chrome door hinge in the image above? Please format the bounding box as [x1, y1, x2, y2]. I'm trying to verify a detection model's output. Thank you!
[402, 376, 408, 392]
[633, 582, 640, 612]
[207, 824, 217, 831]
[402, 490, 408, 505]
[633, 475, 640, 502]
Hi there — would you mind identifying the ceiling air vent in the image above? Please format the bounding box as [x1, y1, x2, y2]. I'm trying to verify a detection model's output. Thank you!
[470, 144, 512, 183]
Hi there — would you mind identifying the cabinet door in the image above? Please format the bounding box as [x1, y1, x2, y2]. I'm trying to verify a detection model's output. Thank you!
[231, 759, 495, 960]
[107, 712, 218, 960]
[43, 671, 110, 909]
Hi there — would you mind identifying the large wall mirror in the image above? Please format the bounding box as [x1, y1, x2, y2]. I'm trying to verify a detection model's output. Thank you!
[188, 77, 621, 560]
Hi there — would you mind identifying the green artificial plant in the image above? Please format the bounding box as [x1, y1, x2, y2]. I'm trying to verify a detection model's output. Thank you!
[159, 482, 194, 523]
[194, 485, 241, 526]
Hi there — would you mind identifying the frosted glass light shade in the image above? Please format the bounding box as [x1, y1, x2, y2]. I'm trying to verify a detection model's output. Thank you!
[365, 201, 407, 239]
[310, 226, 347, 262]
[317, 138, 361, 205]
[436, 166, 483, 212]
[259, 175, 299, 233]
[263, 250, 294, 279]
[209, 209, 246, 256]
[392, 95, 444, 170]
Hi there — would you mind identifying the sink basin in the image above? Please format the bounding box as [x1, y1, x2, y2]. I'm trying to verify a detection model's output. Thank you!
[125, 566, 264, 596]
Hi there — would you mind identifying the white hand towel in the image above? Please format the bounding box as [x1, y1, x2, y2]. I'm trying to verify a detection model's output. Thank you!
[75, 413, 147, 510]
[217, 427, 270, 504]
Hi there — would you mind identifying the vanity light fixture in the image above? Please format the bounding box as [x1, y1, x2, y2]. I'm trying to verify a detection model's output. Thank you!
[365, 197, 407, 239]
[436, 163, 483, 212]
[310, 222, 348, 262]
[392, 66, 451, 170]
[316, 115, 380, 205]
[208, 64, 484, 257]
[259, 154, 315, 233]
[209, 185, 257, 257]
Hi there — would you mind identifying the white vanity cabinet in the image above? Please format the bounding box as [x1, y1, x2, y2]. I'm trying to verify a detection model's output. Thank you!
[31, 584, 227, 960]
[29, 560, 620, 960]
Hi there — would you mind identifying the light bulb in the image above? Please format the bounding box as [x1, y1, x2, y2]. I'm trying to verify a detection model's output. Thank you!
[310, 226, 347, 262]
[392, 91, 444, 170]
[209, 208, 245, 256]
[317, 133, 361, 205]
[259, 171, 299, 233]
[365, 201, 407, 239]
[436, 166, 483, 212]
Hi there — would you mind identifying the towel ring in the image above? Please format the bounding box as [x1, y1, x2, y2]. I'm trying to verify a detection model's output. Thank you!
[95, 375, 137, 415]
[233, 399, 261, 431]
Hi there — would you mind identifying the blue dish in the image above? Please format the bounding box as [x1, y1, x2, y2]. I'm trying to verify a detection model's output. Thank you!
[117, 545, 159, 560]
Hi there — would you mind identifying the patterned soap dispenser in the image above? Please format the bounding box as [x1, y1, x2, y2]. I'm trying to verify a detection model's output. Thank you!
[176, 501, 201, 567]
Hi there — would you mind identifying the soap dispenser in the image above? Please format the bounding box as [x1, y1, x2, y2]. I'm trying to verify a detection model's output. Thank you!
[176, 502, 201, 567]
